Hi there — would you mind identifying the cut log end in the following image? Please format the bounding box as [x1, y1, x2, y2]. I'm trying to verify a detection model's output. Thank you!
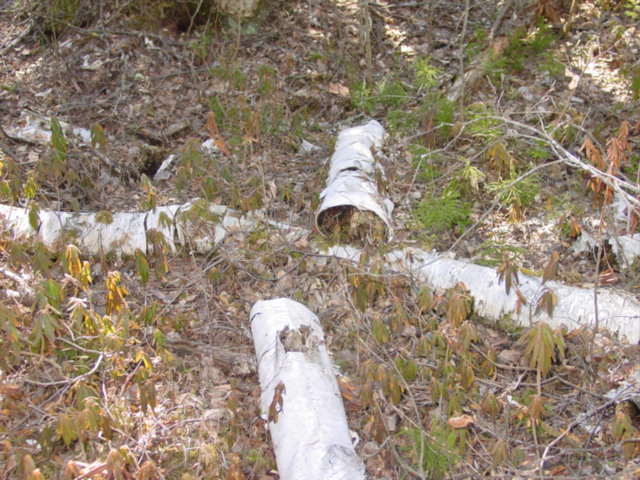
[317, 205, 388, 244]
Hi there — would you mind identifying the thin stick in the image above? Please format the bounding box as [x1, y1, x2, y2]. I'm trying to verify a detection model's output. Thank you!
[458, 0, 471, 116]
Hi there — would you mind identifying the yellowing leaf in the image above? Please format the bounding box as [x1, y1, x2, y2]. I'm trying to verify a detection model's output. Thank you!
[372, 317, 390, 343]
[90, 122, 107, 152]
[519, 322, 557, 377]
[446, 283, 472, 327]
[28, 202, 40, 231]
[225, 453, 246, 480]
[535, 288, 557, 317]
[489, 438, 509, 469]
[527, 394, 545, 421]
[57, 413, 78, 446]
[497, 254, 519, 295]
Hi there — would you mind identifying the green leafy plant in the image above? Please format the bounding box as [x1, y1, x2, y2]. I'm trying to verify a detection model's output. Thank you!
[398, 422, 460, 480]
[48, 117, 67, 177]
[519, 322, 565, 378]
[613, 405, 640, 460]
[623, 0, 640, 19]
[409, 144, 443, 183]
[414, 57, 442, 90]
[486, 174, 540, 221]
[175, 139, 217, 199]
[376, 78, 410, 108]
[455, 161, 486, 198]
[417, 95, 456, 144]
[189, 26, 212, 62]
[466, 104, 503, 139]
[414, 190, 471, 232]
[475, 242, 526, 267]
[385, 108, 420, 135]
[349, 253, 386, 312]
[349, 80, 375, 113]
[526, 20, 556, 54]
[90, 122, 107, 152]
[484, 20, 559, 83]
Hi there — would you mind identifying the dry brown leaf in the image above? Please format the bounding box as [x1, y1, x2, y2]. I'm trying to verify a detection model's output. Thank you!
[580, 138, 604, 169]
[542, 251, 560, 284]
[545, 465, 566, 476]
[0, 383, 22, 398]
[205, 111, 233, 159]
[447, 414, 475, 429]
[338, 375, 361, 411]
[225, 453, 246, 480]
[498, 349, 522, 364]
[328, 82, 349, 96]
[64, 460, 109, 479]
[598, 268, 618, 285]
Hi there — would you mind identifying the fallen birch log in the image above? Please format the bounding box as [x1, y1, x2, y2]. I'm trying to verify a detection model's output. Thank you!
[0, 202, 254, 256]
[386, 248, 640, 344]
[319, 245, 640, 343]
[4, 198, 639, 343]
[316, 120, 393, 242]
[250, 298, 366, 480]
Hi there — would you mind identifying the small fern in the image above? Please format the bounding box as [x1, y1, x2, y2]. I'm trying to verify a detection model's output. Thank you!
[349, 80, 375, 113]
[466, 104, 503, 139]
[409, 144, 443, 183]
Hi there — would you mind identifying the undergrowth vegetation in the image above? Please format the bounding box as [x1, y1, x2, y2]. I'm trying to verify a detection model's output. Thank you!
[1, 0, 640, 478]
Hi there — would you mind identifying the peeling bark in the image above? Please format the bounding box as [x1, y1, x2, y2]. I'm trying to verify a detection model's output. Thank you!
[4, 199, 639, 343]
[316, 120, 393, 242]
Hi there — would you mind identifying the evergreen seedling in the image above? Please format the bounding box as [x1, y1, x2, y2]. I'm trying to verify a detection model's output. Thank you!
[414, 191, 471, 233]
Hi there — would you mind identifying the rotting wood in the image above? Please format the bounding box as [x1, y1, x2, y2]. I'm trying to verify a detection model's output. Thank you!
[316, 120, 393, 243]
[446, 36, 510, 104]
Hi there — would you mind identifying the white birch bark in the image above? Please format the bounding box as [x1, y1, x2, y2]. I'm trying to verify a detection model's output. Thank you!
[0, 202, 254, 256]
[316, 120, 393, 235]
[3, 198, 639, 342]
[250, 298, 366, 480]
[384, 248, 640, 344]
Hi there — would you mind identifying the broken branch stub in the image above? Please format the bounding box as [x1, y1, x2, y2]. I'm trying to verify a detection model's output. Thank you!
[250, 298, 366, 480]
[316, 120, 393, 243]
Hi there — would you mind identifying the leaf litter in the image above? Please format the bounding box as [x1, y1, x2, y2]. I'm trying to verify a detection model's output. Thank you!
[1, 0, 640, 478]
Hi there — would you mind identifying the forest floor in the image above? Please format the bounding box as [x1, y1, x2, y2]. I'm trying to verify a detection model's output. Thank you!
[1, 0, 640, 478]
